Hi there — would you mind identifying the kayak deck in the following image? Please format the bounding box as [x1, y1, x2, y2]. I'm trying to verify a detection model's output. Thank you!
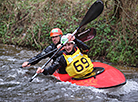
[53, 62, 126, 89]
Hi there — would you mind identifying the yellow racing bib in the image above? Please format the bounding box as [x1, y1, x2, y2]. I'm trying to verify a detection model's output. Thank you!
[63, 49, 94, 78]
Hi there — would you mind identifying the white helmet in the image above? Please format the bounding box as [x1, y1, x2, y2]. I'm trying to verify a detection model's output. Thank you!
[61, 34, 75, 45]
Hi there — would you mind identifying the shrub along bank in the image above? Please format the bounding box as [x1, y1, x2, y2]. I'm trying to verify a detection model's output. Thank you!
[0, 0, 137, 67]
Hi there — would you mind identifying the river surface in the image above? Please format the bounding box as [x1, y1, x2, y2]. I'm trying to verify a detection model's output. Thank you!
[0, 44, 138, 102]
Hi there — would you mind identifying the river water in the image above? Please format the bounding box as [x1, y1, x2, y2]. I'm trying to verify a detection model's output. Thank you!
[0, 44, 138, 102]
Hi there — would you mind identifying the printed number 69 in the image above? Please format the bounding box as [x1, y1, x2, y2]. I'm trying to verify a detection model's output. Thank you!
[73, 58, 89, 72]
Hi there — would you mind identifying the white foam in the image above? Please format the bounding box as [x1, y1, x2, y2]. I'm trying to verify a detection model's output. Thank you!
[0, 81, 20, 85]
[56, 79, 138, 95]
[96, 80, 138, 95]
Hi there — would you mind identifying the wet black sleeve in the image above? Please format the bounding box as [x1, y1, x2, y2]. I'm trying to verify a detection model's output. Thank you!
[27, 44, 55, 65]
[74, 38, 90, 54]
[42, 55, 67, 75]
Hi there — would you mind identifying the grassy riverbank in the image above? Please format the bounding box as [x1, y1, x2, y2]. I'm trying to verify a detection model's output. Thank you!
[0, 0, 138, 67]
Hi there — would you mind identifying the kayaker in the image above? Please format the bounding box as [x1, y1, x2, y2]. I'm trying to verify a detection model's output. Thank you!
[21, 28, 64, 69]
[36, 33, 95, 79]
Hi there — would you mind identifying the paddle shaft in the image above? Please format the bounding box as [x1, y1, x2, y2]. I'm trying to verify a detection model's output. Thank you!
[25, 48, 57, 66]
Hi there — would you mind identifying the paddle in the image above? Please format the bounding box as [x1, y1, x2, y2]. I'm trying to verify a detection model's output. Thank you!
[79, 0, 104, 27]
[29, 0, 104, 82]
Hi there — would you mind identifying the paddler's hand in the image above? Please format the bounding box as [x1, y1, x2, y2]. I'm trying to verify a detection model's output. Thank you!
[66, 33, 75, 42]
[57, 44, 64, 51]
[36, 67, 44, 74]
[61, 34, 75, 45]
[22, 62, 30, 68]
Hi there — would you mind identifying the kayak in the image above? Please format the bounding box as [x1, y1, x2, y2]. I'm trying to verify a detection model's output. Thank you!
[53, 62, 126, 89]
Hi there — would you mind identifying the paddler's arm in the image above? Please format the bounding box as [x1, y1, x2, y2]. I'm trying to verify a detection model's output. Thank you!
[66, 33, 89, 54]
[74, 38, 90, 54]
[36, 55, 67, 75]
[27, 44, 54, 65]
[22, 51, 49, 67]
[22, 43, 59, 68]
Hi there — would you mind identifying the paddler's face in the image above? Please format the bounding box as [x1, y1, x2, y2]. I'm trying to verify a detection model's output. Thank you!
[64, 43, 74, 53]
[51, 35, 60, 45]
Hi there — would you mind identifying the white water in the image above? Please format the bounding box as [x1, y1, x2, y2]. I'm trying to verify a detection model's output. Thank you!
[0, 44, 138, 102]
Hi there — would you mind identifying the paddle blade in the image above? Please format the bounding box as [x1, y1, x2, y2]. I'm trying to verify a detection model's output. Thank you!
[79, 0, 104, 27]
[76, 28, 96, 42]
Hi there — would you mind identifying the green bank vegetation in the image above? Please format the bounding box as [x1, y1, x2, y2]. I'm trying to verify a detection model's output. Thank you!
[0, 0, 138, 67]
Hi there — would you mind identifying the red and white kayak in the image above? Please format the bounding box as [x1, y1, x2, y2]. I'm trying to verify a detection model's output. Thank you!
[53, 62, 126, 89]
